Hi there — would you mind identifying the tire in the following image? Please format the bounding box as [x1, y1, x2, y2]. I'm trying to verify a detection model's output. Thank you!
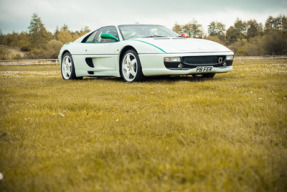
[61, 52, 80, 80]
[120, 49, 144, 82]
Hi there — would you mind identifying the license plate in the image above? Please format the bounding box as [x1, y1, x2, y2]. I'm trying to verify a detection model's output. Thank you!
[196, 66, 213, 72]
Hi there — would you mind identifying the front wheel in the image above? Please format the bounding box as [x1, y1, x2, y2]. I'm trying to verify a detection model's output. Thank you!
[61, 52, 79, 80]
[121, 50, 144, 82]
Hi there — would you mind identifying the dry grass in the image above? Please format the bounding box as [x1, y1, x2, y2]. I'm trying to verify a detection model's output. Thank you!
[0, 59, 286, 192]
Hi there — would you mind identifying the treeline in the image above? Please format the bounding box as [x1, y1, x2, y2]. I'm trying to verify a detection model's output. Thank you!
[173, 15, 287, 56]
[0, 13, 90, 59]
[0, 14, 286, 59]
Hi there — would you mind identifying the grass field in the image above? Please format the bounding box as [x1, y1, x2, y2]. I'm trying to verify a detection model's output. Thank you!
[0, 59, 286, 192]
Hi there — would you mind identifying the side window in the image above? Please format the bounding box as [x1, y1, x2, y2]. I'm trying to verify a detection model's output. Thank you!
[82, 30, 98, 43]
[93, 26, 119, 43]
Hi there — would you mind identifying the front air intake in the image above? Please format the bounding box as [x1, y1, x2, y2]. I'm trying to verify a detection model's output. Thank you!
[182, 56, 225, 65]
[164, 56, 233, 70]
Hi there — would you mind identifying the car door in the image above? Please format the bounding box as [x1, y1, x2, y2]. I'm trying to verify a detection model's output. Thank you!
[73, 26, 119, 76]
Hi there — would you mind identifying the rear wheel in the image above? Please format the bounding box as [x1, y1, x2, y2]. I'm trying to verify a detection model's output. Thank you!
[61, 52, 80, 80]
[121, 49, 144, 82]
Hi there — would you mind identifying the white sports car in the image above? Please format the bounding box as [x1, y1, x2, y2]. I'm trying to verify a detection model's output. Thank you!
[59, 24, 234, 82]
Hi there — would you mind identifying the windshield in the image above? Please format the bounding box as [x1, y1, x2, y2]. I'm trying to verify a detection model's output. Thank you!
[118, 25, 180, 40]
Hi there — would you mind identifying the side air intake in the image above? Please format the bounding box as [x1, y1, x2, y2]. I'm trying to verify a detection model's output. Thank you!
[85, 58, 94, 67]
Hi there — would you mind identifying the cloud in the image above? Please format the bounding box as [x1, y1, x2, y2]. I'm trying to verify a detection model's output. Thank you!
[0, 0, 286, 34]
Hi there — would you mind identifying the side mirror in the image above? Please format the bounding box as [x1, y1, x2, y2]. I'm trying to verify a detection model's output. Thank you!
[181, 33, 189, 38]
[101, 33, 119, 41]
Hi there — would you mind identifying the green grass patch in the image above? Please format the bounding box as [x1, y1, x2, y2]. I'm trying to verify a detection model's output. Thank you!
[0, 60, 287, 191]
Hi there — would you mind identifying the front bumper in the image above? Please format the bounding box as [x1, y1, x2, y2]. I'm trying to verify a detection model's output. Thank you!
[139, 52, 234, 76]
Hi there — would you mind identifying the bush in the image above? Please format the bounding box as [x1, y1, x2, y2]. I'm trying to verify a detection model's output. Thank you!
[0, 48, 9, 60]
[263, 31, 287, 55]
[46, 40, 63, 59]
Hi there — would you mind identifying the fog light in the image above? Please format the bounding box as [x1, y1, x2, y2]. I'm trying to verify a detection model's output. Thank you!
[164, 57, 181, 62]
[226, 55, 234, 60]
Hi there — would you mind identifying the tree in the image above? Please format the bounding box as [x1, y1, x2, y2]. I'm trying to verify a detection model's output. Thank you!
[18, 32, 30, 51]
[28, 13, 51, 50]
[81, 26, 91, 33]
[226, 26, 238, 44]
[265, 15, 287, 32]
[182, 20, 203, 38]
[263, 31, 287, 55]
[263, 15, 287, 55]
[0, 30, 3, 44]
[207, 21, 226, 43]
[172, 23, 182, 34]
[61, 24, 69, 31]
[246, 20, 263, 40]
[234, 18, 248, 39]
[226, 18, 259, 44]
[56, 24, 74, 44]
[206, 35, 225, 45]
[283, 15, 287, 32]
[265, 16, 274, 32]
[78, 26, 91, 36]
[208, 22, 217, 36]
[54, 27, 60, 39]
[208, 21, 226, 36]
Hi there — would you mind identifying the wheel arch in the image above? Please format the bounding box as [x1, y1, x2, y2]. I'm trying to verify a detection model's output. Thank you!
[119, 46, 138, 75]
[60, 50, 71, 65]
[119, 46, 145, 82]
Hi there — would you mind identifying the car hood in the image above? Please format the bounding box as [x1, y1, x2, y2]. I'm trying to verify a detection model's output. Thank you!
[135, 38, 232, 54]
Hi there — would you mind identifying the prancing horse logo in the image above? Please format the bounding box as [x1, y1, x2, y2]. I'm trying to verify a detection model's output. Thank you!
[218, 57, 224, 64]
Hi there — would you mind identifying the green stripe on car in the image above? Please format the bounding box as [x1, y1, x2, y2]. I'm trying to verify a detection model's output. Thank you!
[130, 40, 166, 53]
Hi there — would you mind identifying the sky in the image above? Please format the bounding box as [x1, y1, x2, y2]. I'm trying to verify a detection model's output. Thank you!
[0, 0, 286, 34]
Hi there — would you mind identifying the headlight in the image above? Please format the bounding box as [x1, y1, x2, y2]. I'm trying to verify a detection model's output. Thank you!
[226, 55, 234, 60]
[164, 57, 181, 62]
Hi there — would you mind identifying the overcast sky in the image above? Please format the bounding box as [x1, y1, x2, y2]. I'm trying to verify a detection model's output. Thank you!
[0, 0, 286, 34]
